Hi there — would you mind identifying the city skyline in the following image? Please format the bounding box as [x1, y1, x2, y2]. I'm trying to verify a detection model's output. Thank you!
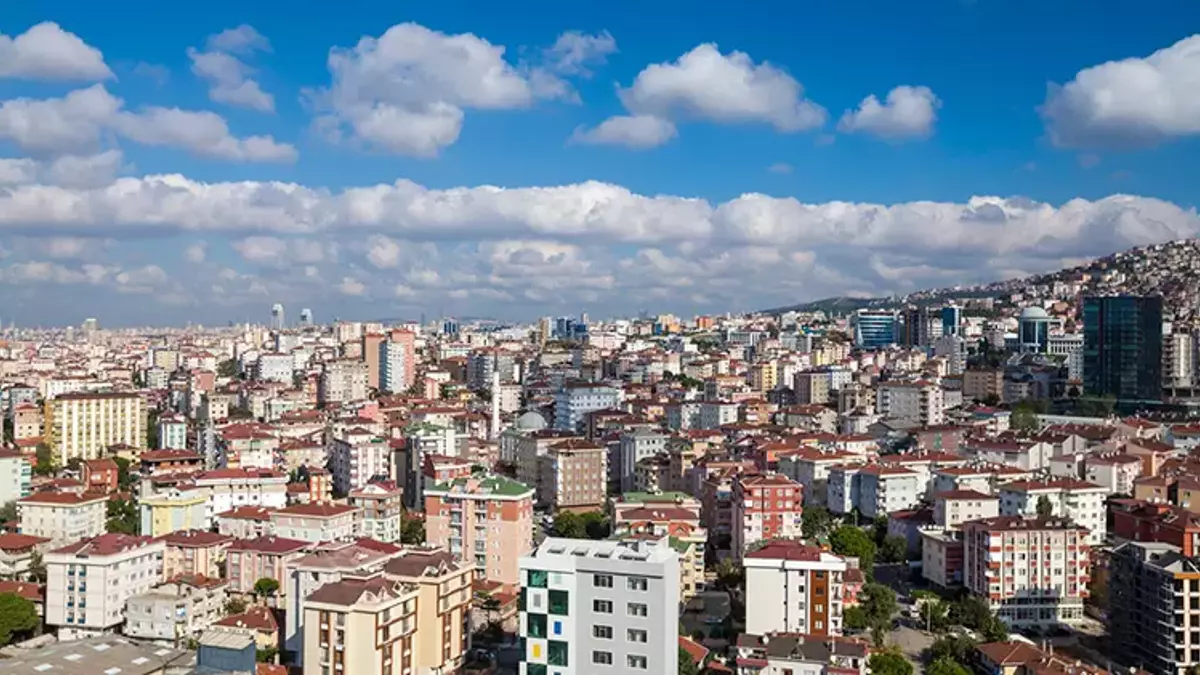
[2, 2, 1200, 326]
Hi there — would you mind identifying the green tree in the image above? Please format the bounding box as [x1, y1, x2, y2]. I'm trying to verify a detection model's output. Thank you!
[0, 501, 16, 523]
[829, 525, 876, 574]
[919, 599, 951, 633]
[860, 582, 898, 631]
[33, 443, 56, 476]
[26, 551, 45, 583]
[869, 649, 914, 675]
[950, 596, 1008, 642]
[106, 498, 138, 534]
[929, 635, 979, 664]
[146, 410, 160, 449]
[880, 536, 908, 564]
[843, 605, 868, 631]
[580, 511, 610, 540]
[217, 359, 239, 378]
[802, 504, 834, 539]
[1036, 495, 1054, 519]
[400, 512, 425, 545]
[65, 457, 83, 473]
[553, 511, 586, 539]
[0, 592, 39, 646]
[225, 597, 247, 615]
[1011, 407, 1039, 432]
[678, 645, 701, 675]
[256, 648, 279, 663]
[254, 577, 280, 598]
[928, 657, 972, 675]
[1088, 571, 1109, 612]
[713, 559, 745, 591]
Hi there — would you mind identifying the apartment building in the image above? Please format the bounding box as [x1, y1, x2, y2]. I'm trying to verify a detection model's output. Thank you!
[1110, 541, 1200, 675]
[424, 474, 535, 586]
[826, 464, 865, 515]
[734, 633, 870, 675]
[611, 494, 707, 599]
[12, 403, 41, 441]
[997, 479, 1108, 544]
[518, 538, 680, 675]
[0, 532, 50, 579]
[744, 540, 850, 637]
[329, 428, 391, 494]
[962, 516, 1090, 629]
[268, 503, 360, 543]
[731, 473, 804, 560]
[934, 490, 1000, 529]
[140, 487, 208, 536]
[0, 449, 32, 504]
[537, 439, 607, 511]
[349, 480, 404, 543]
[302, 573, 420, 675]
[158, 529, 233, 579]
[139, 449, 205, 476]
[17, 491, 107, 545]
[1083, 452, 1143, 495]
[44, 392, 146, 463]
[778, 448, 857, 507]
[318, 359, 370, 406]
[216, 505, 277, 538]
[876, 381, 944, 426]
[185, 468, 289, 523]
[856, 465, 922, 518]
[381, 548, 474, 675]
[46, 534, 166, 639]
[125, 575, 228, 642]
[225, 536, 310, 599]
[553, 383, 623, 433]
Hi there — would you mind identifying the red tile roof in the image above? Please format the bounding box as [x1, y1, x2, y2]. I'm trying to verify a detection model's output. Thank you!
[227, 536, 309, 554]
[215, 604, 279, 632]
[0, 533, 50, 551]
[158, 529, 234, 547]
[273, 503, 359, 518]
[52, 533, 157, 556]
[0, 580, 43, 602]
[18, 491, 107, 506]
[745, 540, 830, 562]
[217, 506, 277, 521]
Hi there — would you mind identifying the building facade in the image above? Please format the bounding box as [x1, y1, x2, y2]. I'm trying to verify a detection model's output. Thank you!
[424, 474, 535, 586]
[1083, 295, 1164, 401]
[44, 392, 147, 463]
[46, 534, 166, 639]
[744, 540, 849, 637]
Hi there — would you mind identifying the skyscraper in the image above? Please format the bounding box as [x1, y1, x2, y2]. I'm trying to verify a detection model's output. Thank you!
[270, 303, 285, 331]
[941, 305, 961, 338]
[1083, 295, 1163, 402]
[852, 309, 897, 349]
[299, 308, 313, 326]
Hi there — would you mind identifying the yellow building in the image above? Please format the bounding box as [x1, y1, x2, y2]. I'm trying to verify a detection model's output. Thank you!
[381, 549, 474, 675]
[303, 574, 420, 675]
[44, 392, 147, 464]
[139, 488, 208, 537]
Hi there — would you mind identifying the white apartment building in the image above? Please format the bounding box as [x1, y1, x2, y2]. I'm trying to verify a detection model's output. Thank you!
[664, 402, 703, 431]
[0, 449, 32, 504]
[744, 540, 849, 637]
[519, 538, 680, 675]
[125, 576, 228, 642]
[378, 340, 410, 394]
[876, 381, 944, 426]
[963, 516, 1090, 628]
[998, 478, 1108, 544]
[46, 534, 166, 640]
[318, 359, 370, 405]
[553, 384, 623, 433]
[698, 401, 740, 430]
[182, 468, 289, 523]
[18, 492, 107, 545]
[158, 414, 188, 450]
[44, 392, 146, 463]
[254, 353, 293, 383]
[933, 466, 996, 495]
[329, 429, 391, 494]
[934, 490, 1000, 529]
[826, 465, 864, 515]
[778, 448, 857, 507]
[1083, 453, 1143, 495]
[856, 466, 922, 518]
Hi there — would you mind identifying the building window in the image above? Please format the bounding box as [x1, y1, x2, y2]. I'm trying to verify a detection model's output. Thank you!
[528, 569, 549, 588]
[527, 613, 547, 638]
[594, 574, 613, 588]
[627, 603, 648, 617]
[548, 589, 569, 615]
[627, 655, 648, 669]
[592, 651, 613, 665]
[593, 625, 613, 639]
[627, 628, 648, 643]
[547, 640, 569, 667]
[593, 599, 613, 614]
[626, 577, 648, 592]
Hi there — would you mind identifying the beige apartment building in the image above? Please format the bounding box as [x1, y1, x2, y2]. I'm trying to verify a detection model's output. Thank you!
[302, 573, 420, 675]
[226, 536, 310, 600]
[381, 549, 474, 675]
[158, 529, 233, 580]
[44, 392, 146, 463]
[125, 575, 228, 642]
[269, 503, 362, 543]
[424, 474, 535, 586]
[17, 491, 107, 546]
[537, 439, 606, 511]
[349, 480, 404, 543]
[46, 534, 166, 640]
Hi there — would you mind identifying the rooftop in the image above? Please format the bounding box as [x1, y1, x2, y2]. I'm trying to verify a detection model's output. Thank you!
[0, 636, 187, 675]
[52, 533, 158, 556]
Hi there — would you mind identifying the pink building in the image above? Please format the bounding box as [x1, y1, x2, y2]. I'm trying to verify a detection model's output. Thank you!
[424, 474, 534, 587]
[732, 473, 804, 560]
[225, 536, 309, 600]
[158, 529, 233, 579]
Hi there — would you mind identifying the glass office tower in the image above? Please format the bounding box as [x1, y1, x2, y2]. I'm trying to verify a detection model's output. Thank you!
[1082, 295, 1164, 402]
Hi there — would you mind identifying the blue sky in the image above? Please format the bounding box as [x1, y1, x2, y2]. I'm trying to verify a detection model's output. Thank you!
[1, 0, 1199, 326]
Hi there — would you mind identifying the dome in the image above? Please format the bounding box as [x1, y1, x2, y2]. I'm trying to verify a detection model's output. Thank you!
[515, 411, 548, 431]
[1019, 306, 1050, 321]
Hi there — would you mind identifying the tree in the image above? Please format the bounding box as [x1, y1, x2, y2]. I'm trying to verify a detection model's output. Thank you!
[0, 592, 39, 646]
[26, 551, 45, 583]
[919, 599, 951, 633]
[112, 456, 134, 491]
[106, 498, 138, 534]
[1088, 570, 1109, 612]
[400, 512, 425, 545]
[217, 359, 239, 378]
[860, 582, 898, 631]
[146, 410, 160, 449]
[65, 457, 83, 473]
[713, 559, 745, 591]
[225, 597, 247, 615]
[879, 536, 908, 564]
[553, 511, 586, 539]
[678, 645, 701, 675]
[928, 657, 972, 675]
[802, 504, 834, 539]
[829, 525, 876, 574]
[32, 443, 56, 476]
[254, 577, 280, 598]
[0, 501, 16, 523]
[929, 635, 979, 665]
[256, 648, 279, 663]
[950, 596, 1008, 642]
[869, 649, 914, 675]
[1011, 407, 1039, 432]
[1036, 495, 1054, 519]
[843, 605, 868, 631]
[580, 511, 610, 540]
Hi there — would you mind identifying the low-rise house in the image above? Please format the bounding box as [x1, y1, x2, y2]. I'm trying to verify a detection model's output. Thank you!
[734, 632, 870, 675]
[268, 503, 362, 543]
[212, 604, 280, 652]
[81, 458, 120, 494]
[125, 574, 229, 642]
[0, 532, 50, 579]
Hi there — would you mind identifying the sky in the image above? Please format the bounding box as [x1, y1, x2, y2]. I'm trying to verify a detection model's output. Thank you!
[2, 0, 1200, 327]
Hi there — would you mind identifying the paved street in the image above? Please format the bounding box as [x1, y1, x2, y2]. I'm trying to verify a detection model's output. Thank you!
[890, 625, 936, 674]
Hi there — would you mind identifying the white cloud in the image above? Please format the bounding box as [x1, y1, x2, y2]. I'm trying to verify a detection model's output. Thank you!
[188, 26, 274, 112]
[545, 30, 617, 75]
[184, 242, 208, 263]
[580, 43, 825, 149]
[0, 150, 124, 188]
[1041, 35, 1200, 148]
[570, 115, 677, 149]
[38, 236, 107, 260]
[0, 158, 38, 185]
[0, 22, 113, 81]
[338, 277, 366, 296]
[0, 85, 295, 161]
[311, 22, 568, 156]
[132, 62, 170, 84]
[232, 236, 333, 267]
[838, 85, 940, 140]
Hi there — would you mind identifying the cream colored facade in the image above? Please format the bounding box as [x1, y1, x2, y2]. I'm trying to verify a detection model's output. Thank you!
[382, 550, 474, 675]
[302, 574, 419, 675]
[44, 392, 146, 463]
[17, 492, 107, 546]
[45, 534, 166, 639]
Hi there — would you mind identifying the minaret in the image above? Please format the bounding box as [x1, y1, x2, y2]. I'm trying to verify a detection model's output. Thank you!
[490, 370, 501, 441]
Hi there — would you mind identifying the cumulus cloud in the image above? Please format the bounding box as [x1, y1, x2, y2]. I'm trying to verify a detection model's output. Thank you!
[0, 85, 295, 161]
[570, 115, 677, 149]
[184, 242, 208, 263]
[1041, 34, 1200, 148]
[310, 22, 574, 157]
[232, 236, 334, 267]
[188, 25, 274, 112]
[0, 22, 113, 81]
[577, 43, 826, 149]
[838, 85, 940, 140]
[544, 30, 617, 75]
[0, 150, 124, 188]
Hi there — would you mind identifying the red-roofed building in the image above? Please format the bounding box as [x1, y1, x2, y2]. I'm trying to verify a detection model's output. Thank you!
[17, 490, 107, 544]
[732, 473, 804, 559]
[139, 449, 204, 476]
[349, 480, 404, 543]
[158, 529, 234, 579]
[81, 457, 119, 494]
[46, 533, 166, 639]
[226, 536, 310, 600]
[269, 502, 362, 543]
[0, 532, 50, 580]
[1111, 499, 1200, 556]
[744, 540, 851, 637]
[213, 604, 280, 651]
[216, 505, 279, 539]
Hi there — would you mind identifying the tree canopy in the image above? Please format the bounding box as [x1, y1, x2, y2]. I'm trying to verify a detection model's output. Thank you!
[106, 498, 138, 534]
[830, 525, 876, 574]
[0, 592, 39, 646]
[802, 505, 835, 540]
[254, 577, 280, 597]
[553, 511, 610, 540]
[869, 649, 914, 675]
[678, 645, 701, 675]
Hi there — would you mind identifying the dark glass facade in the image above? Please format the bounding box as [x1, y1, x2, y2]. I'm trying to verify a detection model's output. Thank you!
[1082, 296, 1163, 402]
